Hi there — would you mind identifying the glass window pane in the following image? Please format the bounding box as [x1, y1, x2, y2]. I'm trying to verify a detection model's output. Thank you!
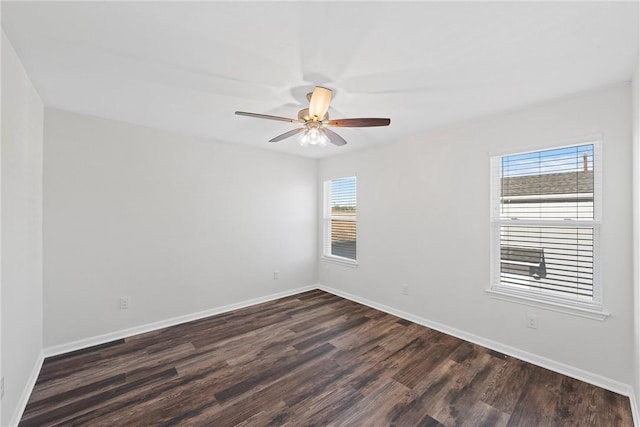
[331, 177, 357, 217]
[500, 225, 594, 301]
[500, 145, 594, 221]
[331, 219, 356, 260]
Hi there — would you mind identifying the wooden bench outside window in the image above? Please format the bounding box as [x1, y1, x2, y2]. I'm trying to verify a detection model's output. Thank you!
[500, 246, 546, 280]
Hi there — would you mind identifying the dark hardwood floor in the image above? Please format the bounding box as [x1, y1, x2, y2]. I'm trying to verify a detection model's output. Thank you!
[20, 290, 633, 426]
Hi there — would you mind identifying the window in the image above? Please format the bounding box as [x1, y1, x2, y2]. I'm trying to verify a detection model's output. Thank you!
[323, 176, 357, 263]
[490, 141, 602, 313]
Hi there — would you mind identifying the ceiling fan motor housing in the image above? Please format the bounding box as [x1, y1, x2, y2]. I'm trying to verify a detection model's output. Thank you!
[298, 108, 328, 122]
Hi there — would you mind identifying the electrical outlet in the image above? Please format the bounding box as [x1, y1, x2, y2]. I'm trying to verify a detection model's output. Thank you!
[273, 271, 279, 280]
[119, 296, 130, 310]
[526, 314, 538, 329]
[401, 284, 409, 296]
[1, 376, 5, 399]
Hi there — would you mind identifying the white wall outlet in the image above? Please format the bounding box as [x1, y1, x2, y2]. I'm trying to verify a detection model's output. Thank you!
[119, 296, 130, 310]
[273, 271, 279, 280]
[401, 284, 409, 296]
[526, 314, 538, 329]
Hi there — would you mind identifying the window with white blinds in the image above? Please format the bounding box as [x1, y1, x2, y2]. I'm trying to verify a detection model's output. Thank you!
[323, 177, 357, 262]
[490, 142, 601, 306]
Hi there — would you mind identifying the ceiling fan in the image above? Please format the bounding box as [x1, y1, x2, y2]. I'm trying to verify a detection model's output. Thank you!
[235, 86, 391, 147]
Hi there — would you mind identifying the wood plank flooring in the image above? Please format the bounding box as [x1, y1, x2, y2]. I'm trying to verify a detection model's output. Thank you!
[20, 290, 634, 426]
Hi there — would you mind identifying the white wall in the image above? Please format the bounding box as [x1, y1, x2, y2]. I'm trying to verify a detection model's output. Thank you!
[43, 109, 317, 348]
[1, 32, 44, 426]
[318, 83, 634, 386]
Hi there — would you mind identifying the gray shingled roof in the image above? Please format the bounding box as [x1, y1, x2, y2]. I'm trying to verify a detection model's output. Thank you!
[503, 171, 593, 197]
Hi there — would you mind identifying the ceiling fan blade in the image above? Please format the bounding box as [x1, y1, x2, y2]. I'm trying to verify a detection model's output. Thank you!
[308, 86, 332, 120]
[323, 128, 347, 146]
[235, 111, 302, 123]
[269, 128, 305, 143]
[326, 118, 391, 127]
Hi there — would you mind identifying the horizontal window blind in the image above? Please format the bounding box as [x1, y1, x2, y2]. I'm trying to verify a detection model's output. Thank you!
[324, 177, 357, 261]
[493, 143, 599, 303]
[331, 177, 357, 217]
[500, 145, 594, 221]
[500, 226, 594, 299]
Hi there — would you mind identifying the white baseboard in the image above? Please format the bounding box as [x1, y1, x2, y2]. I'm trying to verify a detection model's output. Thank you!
[317, 284, 635, 401]
[44, 285, 316, 358]
[9, 351, 44, 427]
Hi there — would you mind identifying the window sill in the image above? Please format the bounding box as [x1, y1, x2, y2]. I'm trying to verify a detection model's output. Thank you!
[321, 256, 358, 268]
[486, 287, 609, 321]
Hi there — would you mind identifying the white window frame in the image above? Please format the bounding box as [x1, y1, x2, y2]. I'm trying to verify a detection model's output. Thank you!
[322, 176, 358, 266]
[487, 137, 608, 320]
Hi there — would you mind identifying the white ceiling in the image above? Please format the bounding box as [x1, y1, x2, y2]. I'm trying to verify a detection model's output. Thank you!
[2, 1, 638, 159]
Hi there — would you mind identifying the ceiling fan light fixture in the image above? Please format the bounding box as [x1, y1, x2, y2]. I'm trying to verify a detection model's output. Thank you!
[299, 127, 328, 147]
[308, 87, 332, 121]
